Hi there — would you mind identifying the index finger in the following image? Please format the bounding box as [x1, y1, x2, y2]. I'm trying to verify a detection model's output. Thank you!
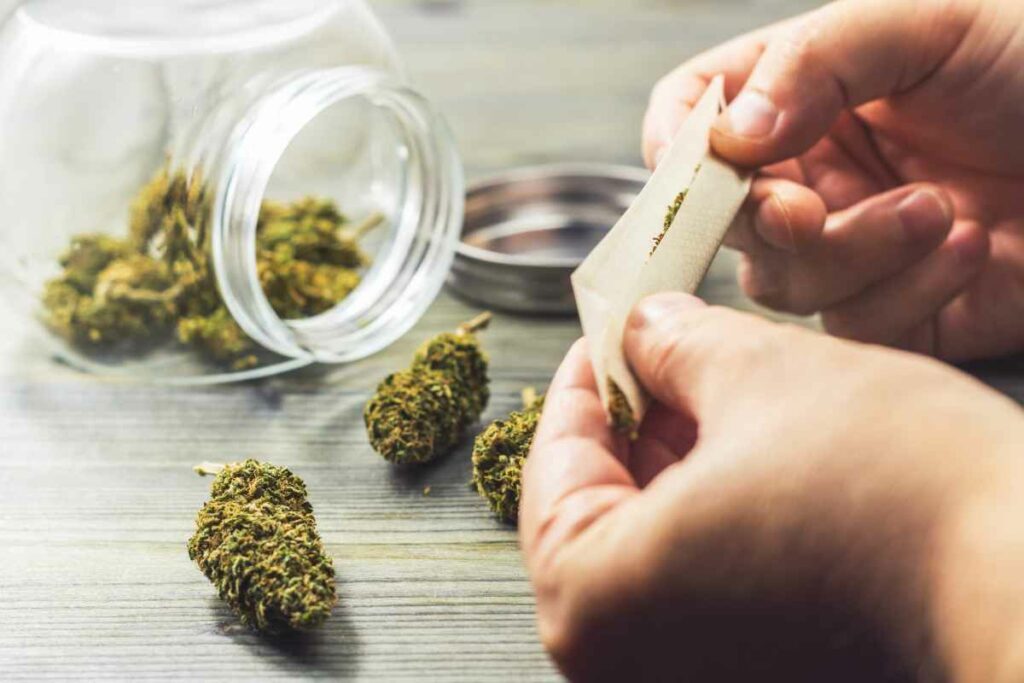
[642, 19, 787, 168]
[519, 340, 638, 575]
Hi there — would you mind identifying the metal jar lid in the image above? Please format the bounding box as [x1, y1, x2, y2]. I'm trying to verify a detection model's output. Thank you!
[448, 163, 649, 315]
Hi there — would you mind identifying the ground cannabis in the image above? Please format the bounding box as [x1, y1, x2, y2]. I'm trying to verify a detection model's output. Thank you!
[188, 460, 337, 634]
[471, 388, 544, 524]
[651, 190, 687, 256]
[607, 379, 638, 439]
[42, 165, 377, 368]
[364, 312, 492, 465]
[650, 164, 699, 257]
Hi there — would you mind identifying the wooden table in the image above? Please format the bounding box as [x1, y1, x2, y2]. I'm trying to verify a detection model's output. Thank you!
[10, 0, 1024, 680]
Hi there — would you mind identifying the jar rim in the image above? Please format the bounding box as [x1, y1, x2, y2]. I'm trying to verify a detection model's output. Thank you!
[212, 65, 464, 371]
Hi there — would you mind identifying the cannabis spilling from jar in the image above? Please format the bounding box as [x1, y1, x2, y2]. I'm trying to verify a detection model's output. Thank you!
[41, 165, 383, 369]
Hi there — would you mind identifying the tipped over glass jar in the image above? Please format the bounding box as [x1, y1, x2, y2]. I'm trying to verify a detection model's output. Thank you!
[0, 0, 464, 383]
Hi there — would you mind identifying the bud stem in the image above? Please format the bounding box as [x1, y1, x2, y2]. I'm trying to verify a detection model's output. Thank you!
[350, 211, 386, 240]
[194, 462, 226, 476]
[457, 311, 492, 336]
[100, 280, 185, 305]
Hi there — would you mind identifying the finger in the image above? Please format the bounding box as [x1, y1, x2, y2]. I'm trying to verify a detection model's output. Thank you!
[799, 141, 884, 213]
[642, 22, 781, 168]
[740, 115, 895, 224]
[532, 339, 622, 458]
[631, 403, 698, 488]
[520, 340, 637, 572]
[711, 0, 971, 167]
[798, 111, 898, 210]
[741, 184, 955, 315]
[623, 293, 783, 423]
[642, 70, 706, 169]
[726, 177, 827, 254]
[821, 222, 990, 349]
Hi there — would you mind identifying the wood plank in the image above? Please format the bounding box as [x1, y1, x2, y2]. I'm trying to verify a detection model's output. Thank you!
[10, 1, 1024, 681]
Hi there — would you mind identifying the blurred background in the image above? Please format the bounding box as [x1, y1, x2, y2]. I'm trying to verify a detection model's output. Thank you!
[377, 0, 823, 176]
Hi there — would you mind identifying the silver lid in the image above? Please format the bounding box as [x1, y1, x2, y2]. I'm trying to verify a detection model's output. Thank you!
[449, 163, 649, 315]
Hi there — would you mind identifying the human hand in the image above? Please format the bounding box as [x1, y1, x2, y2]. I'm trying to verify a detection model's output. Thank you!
[643, 0, 1024, 361]
[520, 293, 1024, 681]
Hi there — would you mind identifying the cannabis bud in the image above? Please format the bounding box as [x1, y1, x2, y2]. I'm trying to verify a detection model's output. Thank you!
[187, 460, 337, 634]
[257, 200, 381, 320]
[42, 234, 178, 348]
[42, 164, 380, 370]
[364, 312, 492, 465]
[471, 388, 544, 524]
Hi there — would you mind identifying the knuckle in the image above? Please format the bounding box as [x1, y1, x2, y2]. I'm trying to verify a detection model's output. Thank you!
[768, 9, 847, 107]
[774, 16, 827, 73]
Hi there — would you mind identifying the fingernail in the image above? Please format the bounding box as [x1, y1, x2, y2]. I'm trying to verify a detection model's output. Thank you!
[722, 91, 779, 138]
[897, 190, 952, 242]
[629, 293, 704, 330]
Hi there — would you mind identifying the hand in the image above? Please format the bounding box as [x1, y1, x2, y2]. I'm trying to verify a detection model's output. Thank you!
[643, 0, 1024, 361]
[520, 293, 1024, 681]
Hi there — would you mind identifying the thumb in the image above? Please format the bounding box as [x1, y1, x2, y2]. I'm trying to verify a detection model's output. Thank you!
[711, 0, 970, 167]
[623, 293, 784, 421]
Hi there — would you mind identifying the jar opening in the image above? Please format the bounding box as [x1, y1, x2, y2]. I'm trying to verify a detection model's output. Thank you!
[213, 66, 463, 365]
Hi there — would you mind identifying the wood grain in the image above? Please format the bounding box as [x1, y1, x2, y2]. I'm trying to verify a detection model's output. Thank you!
[11, 1, 1024, 682]
[0, 293, 573, 681]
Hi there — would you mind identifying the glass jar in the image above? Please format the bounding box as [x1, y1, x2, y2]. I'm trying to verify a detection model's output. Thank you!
[0, 0, 464, 383]
[0, 2, 16, 24]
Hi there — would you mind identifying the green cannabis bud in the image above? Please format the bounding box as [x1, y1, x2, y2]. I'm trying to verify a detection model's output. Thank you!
[364, 312, 492, 465]
[607, 379, 638, 439]
[42, 164, 380, 369]
[42, 237, 178, 348]
[471, 388, 544, 524]
[258, 197, 372, 269]
[256, 200, 380, 319]
[53, 233, 134, 292]
[129, 164, 212, 252]
[177, 307, 259, 371]
[187, 460, 337, 634]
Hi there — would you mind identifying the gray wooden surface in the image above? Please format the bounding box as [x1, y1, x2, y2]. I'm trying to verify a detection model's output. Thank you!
[14, 0, 1024, 681]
